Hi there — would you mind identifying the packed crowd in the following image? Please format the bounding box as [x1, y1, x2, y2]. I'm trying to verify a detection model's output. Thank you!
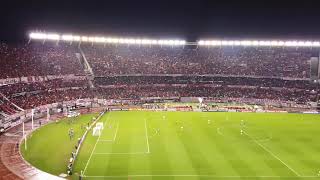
[0, 42, 315, 78]
[1, 83, 314, 111]
[97, 85, 315, 103]
[0, 42, 318, 115]
[83, 44, 314, 78]
[0, 43, 84, 78]
[10, 88, 93, 109]
[94, 75, 316, 89]
[0, 79, 88, 96]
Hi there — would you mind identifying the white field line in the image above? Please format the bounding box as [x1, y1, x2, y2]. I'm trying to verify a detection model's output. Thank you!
[93, 152, 148, 155]
[83, 113, 110, 175]
[83, 175, 318, 178]
[113, 121, 119, 141]
[98, 116, 117, 142]
[95, 119, 149, 155]
[243, 131, 301, 177]
[144, 118, 150, 153]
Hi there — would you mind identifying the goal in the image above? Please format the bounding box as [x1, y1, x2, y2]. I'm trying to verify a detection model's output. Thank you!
[92, 122, 103, 136]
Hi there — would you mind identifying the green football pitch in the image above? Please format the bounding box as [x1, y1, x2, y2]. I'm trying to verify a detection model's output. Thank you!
[22, 111, 320, 180]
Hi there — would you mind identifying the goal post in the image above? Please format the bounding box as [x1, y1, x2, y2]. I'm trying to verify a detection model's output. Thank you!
[92, 127, 101, 136]
[96, 122, 104, 130]
[92, 122, 104, 136]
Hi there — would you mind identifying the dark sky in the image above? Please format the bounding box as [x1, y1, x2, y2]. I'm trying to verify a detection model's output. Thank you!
[2, 0, 320, 42]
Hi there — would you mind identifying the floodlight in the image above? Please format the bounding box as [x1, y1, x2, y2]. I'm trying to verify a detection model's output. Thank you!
[234, 41, 241, 46]
[88, 37, 95, 42]
[127, 39, 134, 44]
[305, 41, 312, 46]
[292, 41, 298, 46]
[29, 32, 46, 40]
[252, 41, 259, 46]
[167, 40, 174, 45]
[259, 41, 270, 46]
[179, 40, 186, 45]
[203, 41, 210, 45]
[141, 39, 148, 44]
[133, 39, 140, 44]
[241, 40, 252, 46]
[227, 41, 235, 46]
[221, 41, 228, 45]
[163, 40, 170, 45]
[62, 35, 73, 41]
[113, 38, 119, 43]
[73, 36, 81, 41]
[118, 38, 124, 44]
[285, 41, 298, 46]
[313, 42, 320, 47]
[46, 34, 60, 40]
[81, 36, 88, 42]
[265, 41, 271, 46]
[94, 37, 105, 43]
[212, 41, 218, 45]
[270, 41, 278, 46]
[106, 38, 112, 43]
[216, 40, 222, 46]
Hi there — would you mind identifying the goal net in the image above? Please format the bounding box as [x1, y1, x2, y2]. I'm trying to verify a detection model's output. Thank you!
[93, 125, 103, 136]
[92, 127, 101, 136]
[96, 122, 104, 130]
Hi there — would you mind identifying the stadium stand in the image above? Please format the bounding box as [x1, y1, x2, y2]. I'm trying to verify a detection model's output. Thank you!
[0, 42, 318, 115]
[0, 43, 84, 78]
[82, 44, 314, 78]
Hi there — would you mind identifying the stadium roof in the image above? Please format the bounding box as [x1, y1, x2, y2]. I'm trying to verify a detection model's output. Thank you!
[29, 31, 320, 47]
[29, 32, 186, 46]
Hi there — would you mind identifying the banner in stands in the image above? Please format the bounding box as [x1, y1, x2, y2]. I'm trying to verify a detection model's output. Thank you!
[0, 75, 86, 86]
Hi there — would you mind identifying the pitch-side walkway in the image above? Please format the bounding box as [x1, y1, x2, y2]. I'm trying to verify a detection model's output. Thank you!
[0, 115, 65, 180]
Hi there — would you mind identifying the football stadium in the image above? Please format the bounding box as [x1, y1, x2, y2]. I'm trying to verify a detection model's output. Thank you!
[2, 2, 320, 180]
[0, 33, 320, 180]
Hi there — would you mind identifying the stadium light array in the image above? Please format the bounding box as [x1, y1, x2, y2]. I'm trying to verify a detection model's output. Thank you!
[29, 32, 186, 46]
[198, 40, 320, 47]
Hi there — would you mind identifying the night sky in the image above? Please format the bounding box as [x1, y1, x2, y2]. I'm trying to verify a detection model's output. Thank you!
[2, 0, 320, 43]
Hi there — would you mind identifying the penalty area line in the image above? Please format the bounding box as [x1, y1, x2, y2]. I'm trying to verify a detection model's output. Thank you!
[243, 131, 301, 177]
[113, 121, 119, 141]
[97, 117, 119, 142]
[83, 113, 111, 175]
[144, 118, 150, 153]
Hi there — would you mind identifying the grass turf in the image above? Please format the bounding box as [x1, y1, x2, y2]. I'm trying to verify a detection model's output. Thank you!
[22, 111, 320, 180]
[20, 113, 98, 176]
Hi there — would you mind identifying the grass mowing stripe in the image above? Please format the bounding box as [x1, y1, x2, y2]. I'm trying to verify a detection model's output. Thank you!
[93, 152, 148, 155]
[83, 112, 110, 175]
[83, 175, 318, 178]
[244, 131, 301, 177]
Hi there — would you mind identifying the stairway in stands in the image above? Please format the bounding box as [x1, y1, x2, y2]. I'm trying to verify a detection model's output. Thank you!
[76, 46, 95, 89]
[0, 93, 24, 119]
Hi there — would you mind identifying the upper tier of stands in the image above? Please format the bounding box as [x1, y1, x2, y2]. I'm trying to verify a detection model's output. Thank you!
[82, 44, 314, 78]
[0, 42, 316, 78]
[0, 43, 84, 78]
